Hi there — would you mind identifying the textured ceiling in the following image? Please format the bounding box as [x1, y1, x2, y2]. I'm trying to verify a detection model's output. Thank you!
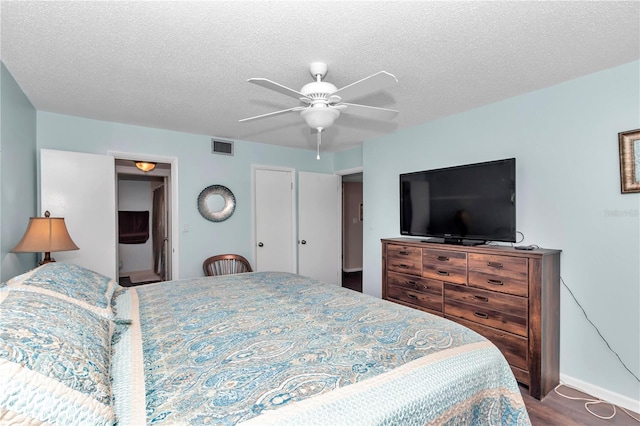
[1, 1, 639, 153]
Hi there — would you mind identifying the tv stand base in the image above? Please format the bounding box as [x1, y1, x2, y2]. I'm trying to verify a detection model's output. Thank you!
[420, 238, 486, 246]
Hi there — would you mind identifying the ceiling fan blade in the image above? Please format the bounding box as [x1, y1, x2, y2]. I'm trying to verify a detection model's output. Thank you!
[340, 103, 399, 120]
[239, 106, 306, 122]
[247, 78, 306, 99]
[331, 71, 398, 101]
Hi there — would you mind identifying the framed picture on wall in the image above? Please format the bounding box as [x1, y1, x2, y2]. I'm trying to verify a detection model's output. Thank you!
[619, 129, 640, 194]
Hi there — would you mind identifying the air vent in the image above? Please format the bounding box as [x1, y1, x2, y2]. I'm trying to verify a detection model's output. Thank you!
[212, 139, 234, 156]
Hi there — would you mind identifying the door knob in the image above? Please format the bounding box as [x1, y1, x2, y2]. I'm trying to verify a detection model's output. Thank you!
[258, 242, 264, 247]
[300, 240, 306, 245]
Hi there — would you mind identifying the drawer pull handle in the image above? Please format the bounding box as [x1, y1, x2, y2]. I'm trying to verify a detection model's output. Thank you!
[406, 280, 417, 285]
[487, 279, 504, 286]
[395, 264, 409, 269]
[437, 256, 450, 262]
[474, 295, 489, 302]
[399, 251, 409, 255]
[487, 262, 503, 268]
[407, 294, 418, 299]
[474, 312, 489, 319]
[437, 270, 450, 276]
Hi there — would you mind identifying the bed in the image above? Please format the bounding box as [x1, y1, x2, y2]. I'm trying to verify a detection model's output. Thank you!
[0, 262, 531, 425]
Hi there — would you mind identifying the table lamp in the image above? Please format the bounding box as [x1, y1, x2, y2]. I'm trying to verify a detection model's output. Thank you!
[12, 210, 79, 265]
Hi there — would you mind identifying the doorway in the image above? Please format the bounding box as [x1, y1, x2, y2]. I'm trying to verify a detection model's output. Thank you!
[340, 170, 363, 292]
[39, 149, 178, 281]
[115, 159, 172, 286]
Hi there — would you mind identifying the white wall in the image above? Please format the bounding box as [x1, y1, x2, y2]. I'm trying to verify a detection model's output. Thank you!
[118, 179, 153, 274]
[362, 61, 639, 406]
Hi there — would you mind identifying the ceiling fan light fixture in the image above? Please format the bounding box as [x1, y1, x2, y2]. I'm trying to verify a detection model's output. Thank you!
[300, 106, 340, 130]
[135, 161, 156, 172]
[300, 81, 337, 97]
[240, 62, 399, 160]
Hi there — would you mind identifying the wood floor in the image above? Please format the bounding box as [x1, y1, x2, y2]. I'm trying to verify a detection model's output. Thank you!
[342, 270, 363, 292]
[522, 384, 639, 425]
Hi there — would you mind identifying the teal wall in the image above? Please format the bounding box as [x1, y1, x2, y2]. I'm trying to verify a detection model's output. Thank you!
[333, 146, 363, 172]
[36, 112, 335, 279]
[362, 61, 640, 403]
[0, 63, 37, 281]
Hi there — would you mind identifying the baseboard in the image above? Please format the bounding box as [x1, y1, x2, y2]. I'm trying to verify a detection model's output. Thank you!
[343, 268, 362, 273]
[560, 373, 640, 414]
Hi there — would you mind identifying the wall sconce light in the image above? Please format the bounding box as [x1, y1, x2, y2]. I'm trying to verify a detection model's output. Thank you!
[12, 211, 79, 265]
[135, 161, 156, 172]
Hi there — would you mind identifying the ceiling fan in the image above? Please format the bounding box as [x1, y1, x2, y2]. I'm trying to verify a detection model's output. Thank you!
[239, 62, 399, 159]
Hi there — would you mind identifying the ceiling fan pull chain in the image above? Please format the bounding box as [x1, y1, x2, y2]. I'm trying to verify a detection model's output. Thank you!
[316, 127, 323, 160]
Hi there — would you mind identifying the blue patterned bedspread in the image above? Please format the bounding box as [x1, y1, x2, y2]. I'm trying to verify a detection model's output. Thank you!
[112, 272, 530, 425]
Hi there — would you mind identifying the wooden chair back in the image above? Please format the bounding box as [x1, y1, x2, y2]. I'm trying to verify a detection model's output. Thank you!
[203, 254, 253, 276]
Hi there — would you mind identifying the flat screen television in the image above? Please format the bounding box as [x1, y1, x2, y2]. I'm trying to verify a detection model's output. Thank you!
[400, 158, 516, 245]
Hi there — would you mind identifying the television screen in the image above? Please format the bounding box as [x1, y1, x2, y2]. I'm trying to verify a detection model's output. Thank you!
[400, 158, 516, 243]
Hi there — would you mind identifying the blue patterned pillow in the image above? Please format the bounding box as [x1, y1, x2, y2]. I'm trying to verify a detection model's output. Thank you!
[5, 262, 116, 318]
[0, 288, 115, 425]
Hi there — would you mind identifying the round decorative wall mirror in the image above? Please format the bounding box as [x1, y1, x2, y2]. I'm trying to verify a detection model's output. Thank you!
[197, 185, 236, 222]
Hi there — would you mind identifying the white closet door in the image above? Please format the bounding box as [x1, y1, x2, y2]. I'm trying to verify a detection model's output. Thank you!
[254, 168, 296, 273]
[40, 149, 117, 279]
[298, 172, 341, 285]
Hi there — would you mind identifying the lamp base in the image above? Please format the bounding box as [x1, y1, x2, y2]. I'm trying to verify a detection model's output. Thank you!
[39, 252, 56, 265]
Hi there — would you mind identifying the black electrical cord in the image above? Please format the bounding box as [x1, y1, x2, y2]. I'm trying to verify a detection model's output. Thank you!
[561, 277, 640, 383]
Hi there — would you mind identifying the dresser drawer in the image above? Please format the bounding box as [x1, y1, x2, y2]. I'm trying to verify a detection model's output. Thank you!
[387, 283, 443, 313]
[444, 283, 528, 337]
[449, 315, 528, 371]
[387, 245, 422, 275]
[387, 271, 443, 295]
[422, 249, 467, 284]
[444, 283, 527, 317]
[468, 253, 528, 297]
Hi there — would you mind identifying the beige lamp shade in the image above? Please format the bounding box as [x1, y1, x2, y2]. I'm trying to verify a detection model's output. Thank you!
[12, 211, 79, 264]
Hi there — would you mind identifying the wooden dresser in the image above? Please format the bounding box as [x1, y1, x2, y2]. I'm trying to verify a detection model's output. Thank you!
[382, 237, 561, 400]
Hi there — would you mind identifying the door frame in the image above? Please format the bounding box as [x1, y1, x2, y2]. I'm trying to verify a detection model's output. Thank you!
[335, 166, 363, 177]
[251, 164, 297, 272]
[109, 151, 180, 279]
[335, 166, 364, 277]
